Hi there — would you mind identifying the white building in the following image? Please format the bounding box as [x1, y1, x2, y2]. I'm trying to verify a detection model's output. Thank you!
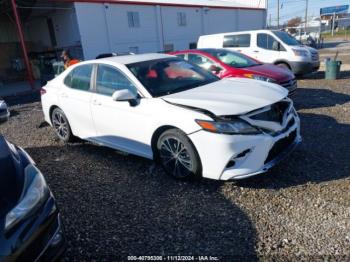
[24, 0, 267, 59]
[0, 0, 266, 86]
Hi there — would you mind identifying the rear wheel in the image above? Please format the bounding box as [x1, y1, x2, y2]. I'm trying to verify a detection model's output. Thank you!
[157, 129, 202, 180]
[51, 108, 74, 142]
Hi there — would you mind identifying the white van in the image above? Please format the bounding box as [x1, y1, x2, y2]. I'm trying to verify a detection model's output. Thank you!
[198, 30, 320, 75]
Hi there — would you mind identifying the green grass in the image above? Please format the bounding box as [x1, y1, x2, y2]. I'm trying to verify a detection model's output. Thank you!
[322, 29, 350, 39]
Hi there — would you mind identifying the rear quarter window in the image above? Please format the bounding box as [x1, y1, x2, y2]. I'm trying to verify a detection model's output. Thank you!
[64, 64, 93, 91]
[223, 34, 251, 48]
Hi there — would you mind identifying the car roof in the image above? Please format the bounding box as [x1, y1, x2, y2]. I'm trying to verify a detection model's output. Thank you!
[173, 48, 239, 54]
[94, 53, 174, 65]
[200, 29, 280, 37]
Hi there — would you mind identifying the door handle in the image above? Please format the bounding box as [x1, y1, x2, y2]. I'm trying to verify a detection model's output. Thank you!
[92, 99, 102, 106]
[253, 50, 259, 53]
[60, 93, 68, 98]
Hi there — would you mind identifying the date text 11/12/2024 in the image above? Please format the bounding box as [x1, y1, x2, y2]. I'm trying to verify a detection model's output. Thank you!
[127, 256, 220, 261]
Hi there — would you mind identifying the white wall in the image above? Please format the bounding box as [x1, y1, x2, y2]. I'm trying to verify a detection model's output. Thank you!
[104, 4, 160, 53]
[237, 9, 266, 31]
[75, 3, 162, 59]
[85, 0, 267, 9]
[74, 3, 266, 59]
[75, 3, 111, 59]
[161, 7, 203, 51]
[202, 9, 239, 35]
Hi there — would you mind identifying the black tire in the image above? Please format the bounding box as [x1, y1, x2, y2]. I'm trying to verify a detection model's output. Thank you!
[156, 129, 202, 180]
[276, 62, 291, 71]
[51, 108, 74, 143]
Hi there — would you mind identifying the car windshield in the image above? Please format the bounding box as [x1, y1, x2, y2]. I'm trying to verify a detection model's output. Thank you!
[204, 49, 260, 68]
[272, 31, 300, 46]
[127, 58, 219, 97]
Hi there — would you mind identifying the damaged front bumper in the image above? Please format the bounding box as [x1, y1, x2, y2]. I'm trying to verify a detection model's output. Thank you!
[188, 99, 301, 180]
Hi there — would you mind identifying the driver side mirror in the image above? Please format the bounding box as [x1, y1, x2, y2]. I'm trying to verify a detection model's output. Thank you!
[112, 89, 138, 106]
[209, 65, 222, 74]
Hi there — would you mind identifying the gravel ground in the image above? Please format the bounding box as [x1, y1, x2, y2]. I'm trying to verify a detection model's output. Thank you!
[1, 52, 349, 261]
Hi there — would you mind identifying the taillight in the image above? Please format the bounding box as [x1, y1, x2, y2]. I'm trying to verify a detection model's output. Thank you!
[40, 88, 46, 95]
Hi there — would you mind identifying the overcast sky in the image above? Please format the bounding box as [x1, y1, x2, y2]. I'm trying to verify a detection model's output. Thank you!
[267, 0, 350, 25]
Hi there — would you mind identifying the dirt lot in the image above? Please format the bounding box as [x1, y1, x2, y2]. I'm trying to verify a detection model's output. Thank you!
[1, 45, 349, 261]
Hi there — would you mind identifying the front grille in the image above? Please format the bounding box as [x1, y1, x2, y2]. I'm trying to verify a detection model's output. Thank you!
[280, 78, 297, 90]
[262, 117, 295, 136]
[249, 101, 290, 124]
[264, 130, 297, 164]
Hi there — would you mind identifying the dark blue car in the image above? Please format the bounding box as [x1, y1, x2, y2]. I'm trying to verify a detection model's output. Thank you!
[0, 106, 65, 261]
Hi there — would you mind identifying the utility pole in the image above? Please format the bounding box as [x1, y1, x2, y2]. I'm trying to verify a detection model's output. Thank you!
[331, 12, 336, 36]
[10, 0, 35, 90]
[304, 0, 308, 31]
[269, 14, 272, 28]
[277, 0, 280, 29]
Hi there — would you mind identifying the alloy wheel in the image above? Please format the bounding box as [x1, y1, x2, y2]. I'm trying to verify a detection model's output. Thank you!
[52, 111, 69, 140]
[159, 137, 193, 178]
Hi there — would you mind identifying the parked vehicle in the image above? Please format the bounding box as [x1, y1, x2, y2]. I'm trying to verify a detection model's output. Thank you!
[170, 49, 297, 95]
[41, 53, 301, 180]
[96, 52, 134, 59]
[197, 30, 320, 75]
[0, 118, 65, 260]
[0, 98, 10, 122]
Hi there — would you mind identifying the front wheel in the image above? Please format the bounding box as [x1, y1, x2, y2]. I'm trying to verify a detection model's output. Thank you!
[51, 108, 74, 142]
[156, 129, 202, 180]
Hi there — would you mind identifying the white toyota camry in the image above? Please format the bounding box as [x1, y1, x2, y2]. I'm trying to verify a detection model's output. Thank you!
[41, 53, 301, 180]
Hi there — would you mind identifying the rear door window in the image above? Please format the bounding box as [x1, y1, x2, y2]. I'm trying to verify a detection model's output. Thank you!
[223, 34, 251, 48]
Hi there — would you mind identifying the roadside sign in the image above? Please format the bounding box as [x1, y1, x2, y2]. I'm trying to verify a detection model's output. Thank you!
[320, 5, 349, 16]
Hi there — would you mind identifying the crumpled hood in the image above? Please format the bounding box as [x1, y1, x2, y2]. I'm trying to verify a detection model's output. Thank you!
[162, 78, 288, 116]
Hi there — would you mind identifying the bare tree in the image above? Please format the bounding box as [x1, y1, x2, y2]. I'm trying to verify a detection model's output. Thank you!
[287, 17, 302, 34]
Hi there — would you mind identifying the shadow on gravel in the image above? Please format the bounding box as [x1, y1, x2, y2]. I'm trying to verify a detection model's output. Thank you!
[235, 112, 350, 189]
[25, 143, 258, 260]
[293, 87, 350, 110]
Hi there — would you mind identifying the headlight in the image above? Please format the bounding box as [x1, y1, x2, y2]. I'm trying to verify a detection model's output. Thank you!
[5, 164, 49, 231]
[0, 100, 7, 110]
[243, 74, 276, 83]
[292, 49, 309, 57]
[196, 119, 260, 135]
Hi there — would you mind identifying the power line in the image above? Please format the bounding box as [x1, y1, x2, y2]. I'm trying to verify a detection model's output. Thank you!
[305, 0, 308, 31]
[277, 0, 279, 28]
[269, 0, 305, 8]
